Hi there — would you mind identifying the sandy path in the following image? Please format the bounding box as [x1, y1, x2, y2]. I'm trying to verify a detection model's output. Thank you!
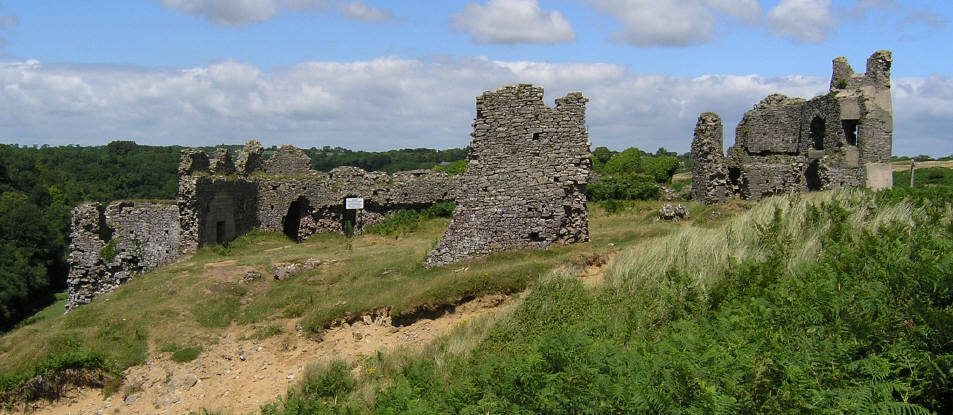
[24, 294, 511, 415]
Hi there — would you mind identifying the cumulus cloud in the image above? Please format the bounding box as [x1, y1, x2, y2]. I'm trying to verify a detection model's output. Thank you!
[768, 0, 836, 43]
[0, 58, 948, 156]
[586, 0, 761, 47]
[160, 0, 393, 25]
[451, 0, 575, 44]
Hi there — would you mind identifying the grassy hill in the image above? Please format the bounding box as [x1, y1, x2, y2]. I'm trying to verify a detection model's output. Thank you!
[260, 187, 953, 414]
[3, 170, 952, 413]
[0, 199, 700, 411]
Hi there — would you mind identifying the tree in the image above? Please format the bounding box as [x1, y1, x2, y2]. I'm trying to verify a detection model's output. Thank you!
[0, 191, 62, 329]
[602, 148, 643, 175]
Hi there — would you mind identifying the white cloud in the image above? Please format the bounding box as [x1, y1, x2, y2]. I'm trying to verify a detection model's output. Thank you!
[452, 0, 575, 44]
[160, 0, 392, 25]
[768, 0, 836, 43]
[0, 58, 948, 157]
[586, 0, 761, 47]
[702, 0, 761, 23]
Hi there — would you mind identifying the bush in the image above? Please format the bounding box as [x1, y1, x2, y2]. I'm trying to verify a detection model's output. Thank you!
[588, 173, 660, 201]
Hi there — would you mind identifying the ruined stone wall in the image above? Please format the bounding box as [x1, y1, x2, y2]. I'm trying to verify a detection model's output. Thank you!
[699, 50, 893, 202]
[255, 167, 458, 238]
[179, 175, 259, 250]
[690, 112, 726, 204]
[426, 84, 591, 267]
[67, 201, 180, 310]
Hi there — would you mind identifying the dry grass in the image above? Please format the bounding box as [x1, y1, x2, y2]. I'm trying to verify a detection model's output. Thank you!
[605, 189, 921, 299]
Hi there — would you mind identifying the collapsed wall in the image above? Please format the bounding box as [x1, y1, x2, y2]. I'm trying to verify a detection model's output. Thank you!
[691, 50, 893, 203]
[426, 84, 591, 267]
[66, 201, 180, 310]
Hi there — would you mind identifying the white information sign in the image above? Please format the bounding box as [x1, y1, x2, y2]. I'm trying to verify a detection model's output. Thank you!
[345, 197, 364, 210]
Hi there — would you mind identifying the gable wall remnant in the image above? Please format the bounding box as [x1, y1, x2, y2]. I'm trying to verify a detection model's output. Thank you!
[692, 50, 893, 204]
[426, 84, 591, 267]
[66, 201, 180, 310]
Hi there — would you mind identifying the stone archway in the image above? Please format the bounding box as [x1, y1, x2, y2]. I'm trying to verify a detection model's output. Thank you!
[282, 196, 310, 241]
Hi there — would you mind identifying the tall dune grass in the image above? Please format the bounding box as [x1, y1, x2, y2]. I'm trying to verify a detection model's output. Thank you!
[606, 189, 921, 301]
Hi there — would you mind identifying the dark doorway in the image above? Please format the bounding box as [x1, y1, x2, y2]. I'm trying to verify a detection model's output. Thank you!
[215, 221, 226, 244]
[810, 116, 825, 150]
[283, 197, 310, 241]
[842, 119, 859, 146]
[342, 202, 356, 237]
[805, 160, 822, 191]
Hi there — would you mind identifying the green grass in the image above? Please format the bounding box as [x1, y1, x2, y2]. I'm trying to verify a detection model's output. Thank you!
[262, 187, 953, 414]
[0, 200, 682, 405]
[171, 347, 202, 363]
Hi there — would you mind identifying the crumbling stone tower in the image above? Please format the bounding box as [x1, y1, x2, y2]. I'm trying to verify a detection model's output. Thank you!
[691, 112, 727, 204]
[426, 84, 592, 267]
[692, 50, 893, 203]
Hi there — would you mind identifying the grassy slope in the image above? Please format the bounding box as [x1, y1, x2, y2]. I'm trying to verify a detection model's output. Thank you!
[0, 200, 694, 401]
[263, 187, 953, 414]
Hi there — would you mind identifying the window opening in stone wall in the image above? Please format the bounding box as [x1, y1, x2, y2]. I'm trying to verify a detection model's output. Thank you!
[529, 231, 543, 242]
[805, 160, 822, 191]
[282, 196, 310, 241]
[532, 132, 541, 140]
[810, 116, 826, 150]
[728, 167, 741, 187]
[215, 221, 226, 244]
[842, 119, 859, 146]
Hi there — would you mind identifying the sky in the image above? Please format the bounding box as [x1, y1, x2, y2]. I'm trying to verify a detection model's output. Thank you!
[0, 0, 951, 156]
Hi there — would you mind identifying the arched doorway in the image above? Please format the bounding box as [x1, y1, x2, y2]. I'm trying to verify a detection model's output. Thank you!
[805, 160, 822, 191]
[810, 116, 825, 150]
[283, 196, 310, 241]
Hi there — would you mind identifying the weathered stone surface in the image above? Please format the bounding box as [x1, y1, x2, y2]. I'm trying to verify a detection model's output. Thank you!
[67, 201, 180, 310]
[264, 145, 312, 175]
[691, 112, 726, 205]
[236, 140, 264, 176]
[694, 50, 893, 202]
[657, 204, 688, 221]
[209, 147, 235, 175]
[178, 149, 209, 176]
[426, 84, 591, 267]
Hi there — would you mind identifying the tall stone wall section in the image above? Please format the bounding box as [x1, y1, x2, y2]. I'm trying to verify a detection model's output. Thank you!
[66, 201, 180, 310]
[426, 84, 591, 267]
[692, 50, 893, 203]
[690, 112, 726, 204]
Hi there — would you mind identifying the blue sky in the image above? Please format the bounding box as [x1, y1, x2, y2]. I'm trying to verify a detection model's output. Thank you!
[0, 0, 951, 155]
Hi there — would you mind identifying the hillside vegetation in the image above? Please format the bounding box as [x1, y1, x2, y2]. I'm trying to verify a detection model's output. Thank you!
[0, 198, 694, 410]
[261, 187, 953, 414]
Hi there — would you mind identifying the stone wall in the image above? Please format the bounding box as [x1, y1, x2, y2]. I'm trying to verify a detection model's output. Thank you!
[66, 201, 180, 310]
[426, 84, 591, 267]
[179, 175, 259, 251]
[690, 112, 726, 204]
[693, 50, 893, 203]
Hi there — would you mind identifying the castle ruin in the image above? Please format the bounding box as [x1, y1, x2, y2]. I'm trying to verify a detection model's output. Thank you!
[68, 83, 594, 309]
[67, 142, 459, 309]
[692, 50, 893, 203]
[426, 84, 592, 267]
